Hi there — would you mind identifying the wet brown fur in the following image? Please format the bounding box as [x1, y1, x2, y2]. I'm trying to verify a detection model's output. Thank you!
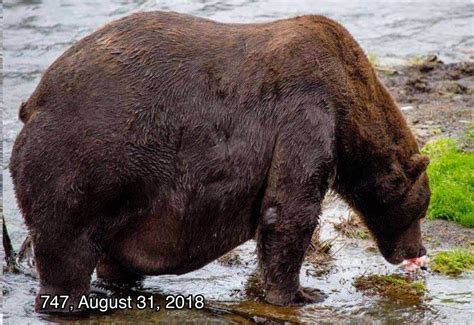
[10, 11, 430, 312]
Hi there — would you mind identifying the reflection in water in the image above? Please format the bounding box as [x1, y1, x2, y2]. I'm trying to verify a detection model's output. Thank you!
[2, 1, 474, 323]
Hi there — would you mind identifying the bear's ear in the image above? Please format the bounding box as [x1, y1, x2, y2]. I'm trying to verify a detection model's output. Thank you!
[407, 154, 430, 179]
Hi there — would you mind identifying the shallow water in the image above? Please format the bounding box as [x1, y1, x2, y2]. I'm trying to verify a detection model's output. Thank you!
[2, 0, 474, 323]
[3, 199, 474, 323]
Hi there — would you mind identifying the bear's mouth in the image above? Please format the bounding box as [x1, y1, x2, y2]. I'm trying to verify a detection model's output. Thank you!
[385, 253, 406, 265]
[401, 256, 429, 272]
[382, 245, 427, 265]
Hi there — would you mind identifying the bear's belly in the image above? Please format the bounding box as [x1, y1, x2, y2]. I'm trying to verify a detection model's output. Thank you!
[106, 126, 271, 275]
[107, 188, 261, 275]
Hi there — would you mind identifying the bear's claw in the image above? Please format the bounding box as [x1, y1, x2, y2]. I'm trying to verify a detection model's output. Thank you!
[293, 287, 327, 305]
[265, 287, 327, 306]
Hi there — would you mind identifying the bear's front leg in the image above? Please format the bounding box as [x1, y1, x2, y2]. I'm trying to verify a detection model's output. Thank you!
[257, 197, 326, 306]
[257, 109, 335, 306]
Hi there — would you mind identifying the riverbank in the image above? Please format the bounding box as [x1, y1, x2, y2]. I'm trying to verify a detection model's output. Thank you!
[376, 57, 473, 148]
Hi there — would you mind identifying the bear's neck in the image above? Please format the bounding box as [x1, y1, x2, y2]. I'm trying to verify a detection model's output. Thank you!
[332, 72, 419, 206]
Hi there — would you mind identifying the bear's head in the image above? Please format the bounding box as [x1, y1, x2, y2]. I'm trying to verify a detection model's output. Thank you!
[351, 153, 431, 264]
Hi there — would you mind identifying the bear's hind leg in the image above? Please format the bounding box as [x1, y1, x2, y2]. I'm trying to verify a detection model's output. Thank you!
[33, 227, 101, 313]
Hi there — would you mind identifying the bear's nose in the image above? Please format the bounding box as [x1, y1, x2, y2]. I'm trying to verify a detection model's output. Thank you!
[418, 246, 427, 257]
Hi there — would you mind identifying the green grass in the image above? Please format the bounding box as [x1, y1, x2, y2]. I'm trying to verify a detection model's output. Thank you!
[431, 249, 474, 276]
[421, 137, 474, 227]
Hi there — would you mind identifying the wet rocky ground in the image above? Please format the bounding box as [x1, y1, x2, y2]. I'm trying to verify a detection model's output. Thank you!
[377, 57, 473, 148]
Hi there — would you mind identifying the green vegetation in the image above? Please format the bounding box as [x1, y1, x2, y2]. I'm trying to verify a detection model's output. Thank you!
[421, 136, 474, 227]
[367, 53, 379, 66]
[431, 249, 474, 276]
[354, 274, 427, 303]
[353, 229, 369, 239]
[468, 122, 474, 140]
[333, 213, 369, 239]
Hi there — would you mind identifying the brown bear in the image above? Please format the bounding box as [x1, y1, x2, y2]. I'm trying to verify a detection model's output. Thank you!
[10, 11, 430, 313]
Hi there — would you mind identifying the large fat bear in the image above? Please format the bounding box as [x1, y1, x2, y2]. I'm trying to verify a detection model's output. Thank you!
[10, 11, 430, 313]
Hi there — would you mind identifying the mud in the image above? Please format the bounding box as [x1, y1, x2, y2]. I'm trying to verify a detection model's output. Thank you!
[422, 219, 474, 250]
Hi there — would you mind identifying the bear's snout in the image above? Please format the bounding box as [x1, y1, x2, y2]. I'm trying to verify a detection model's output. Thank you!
[376, 217, 426, 265]
[380, 243, 427, 265]
[417, 245, 427, 258]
